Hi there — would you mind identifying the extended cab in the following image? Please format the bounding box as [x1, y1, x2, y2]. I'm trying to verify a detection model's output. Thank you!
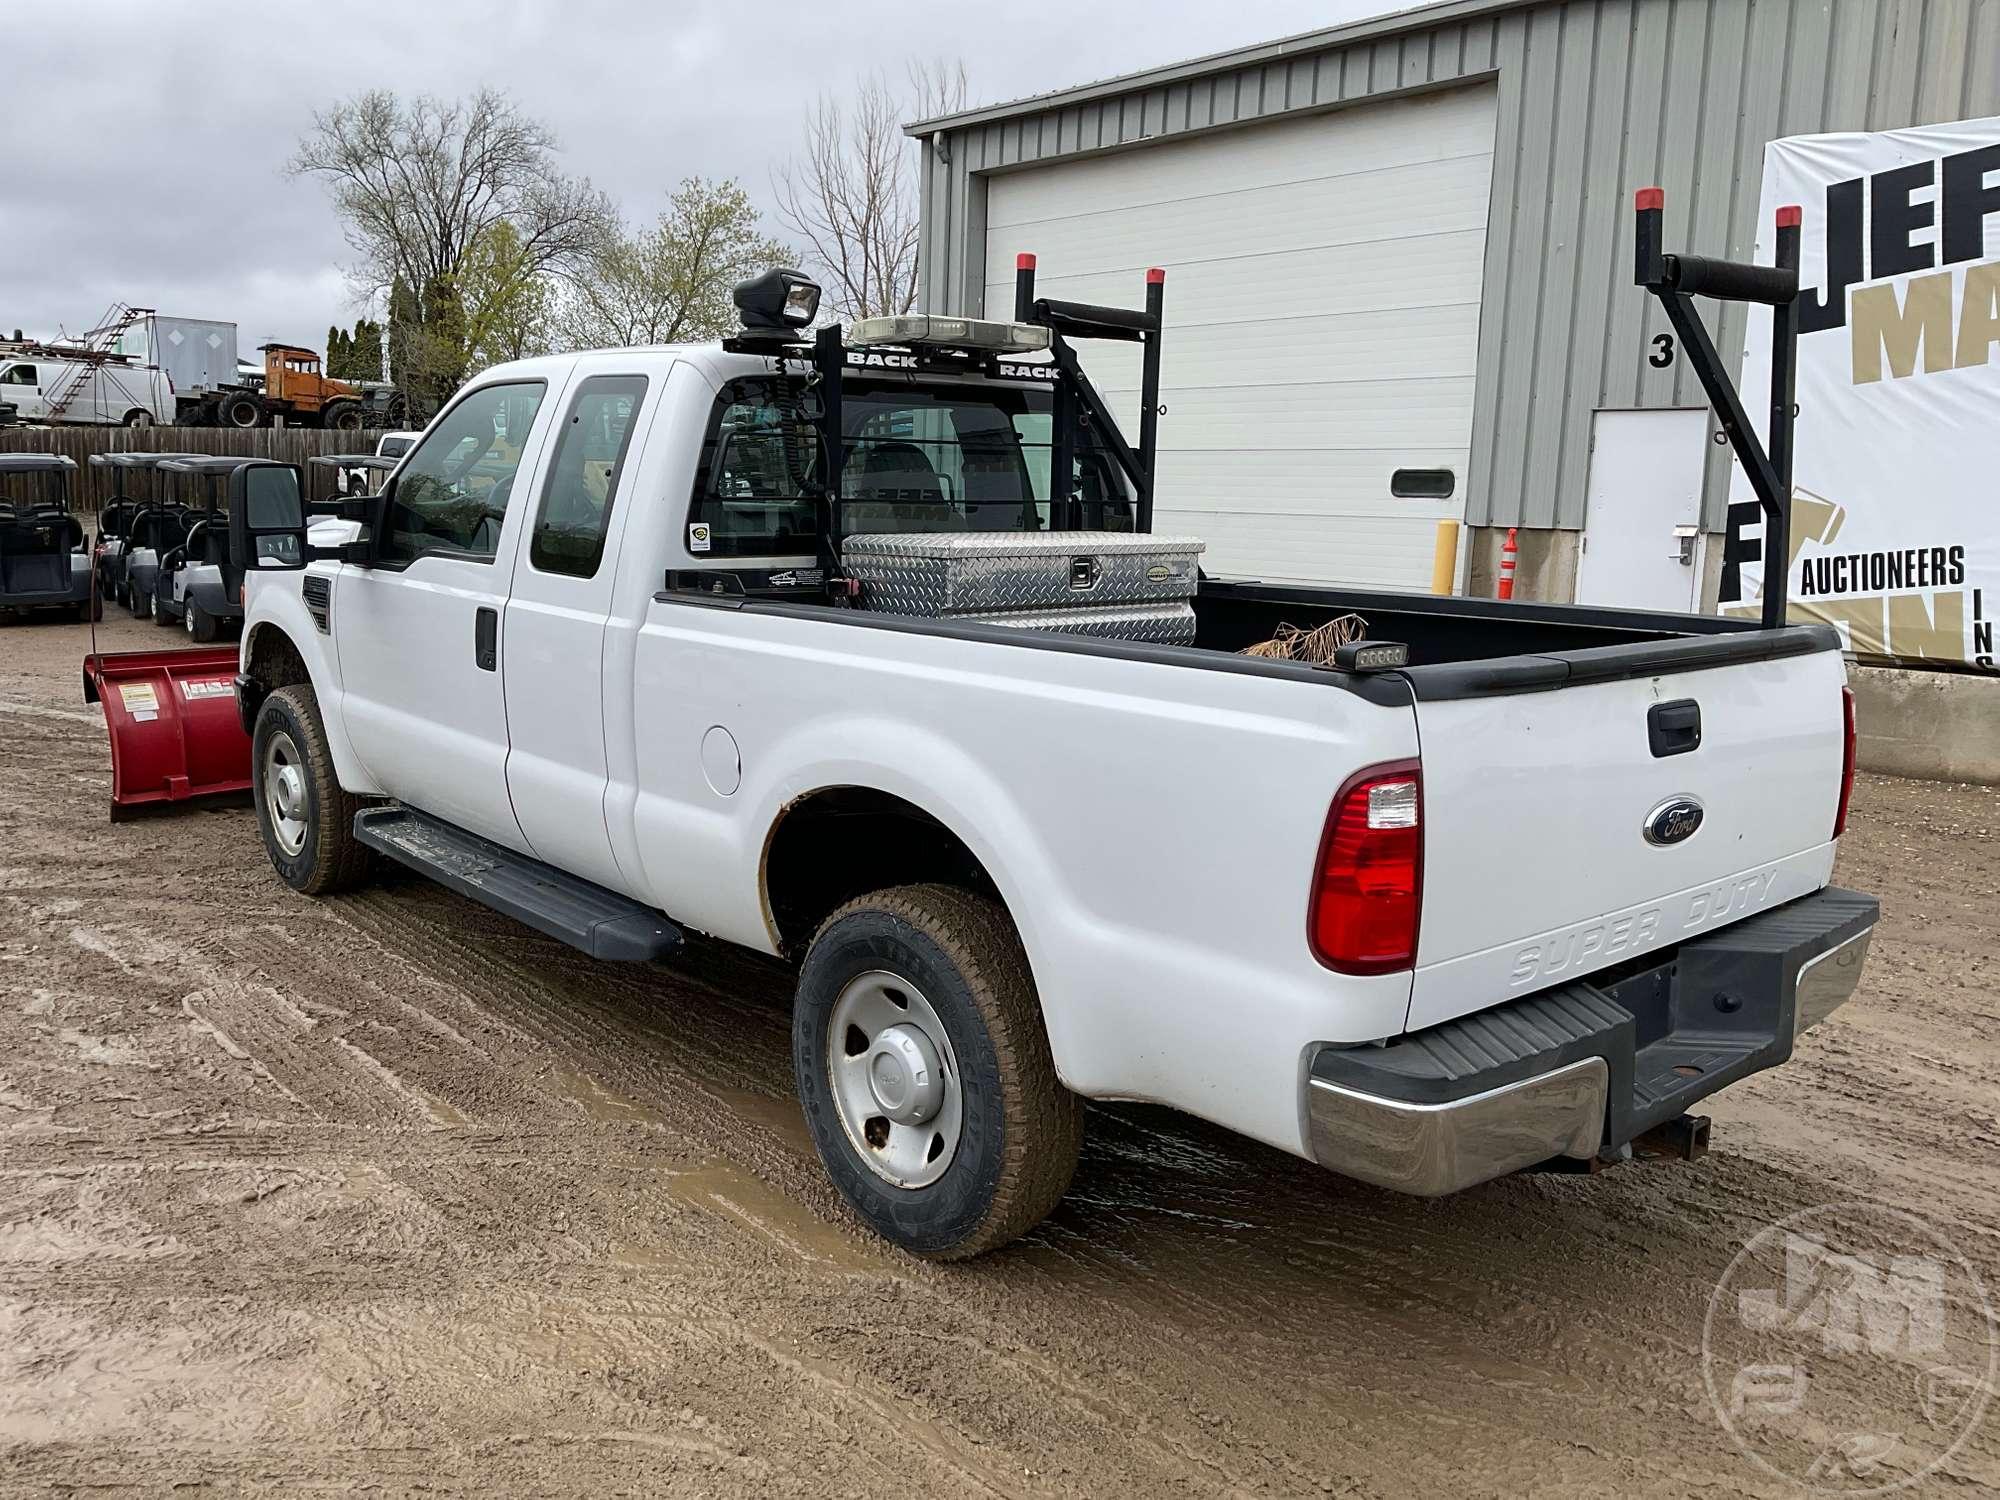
[226, 245, 1876, 1258]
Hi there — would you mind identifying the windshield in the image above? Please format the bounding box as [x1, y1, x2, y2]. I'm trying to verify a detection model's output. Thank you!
[0, 473, 70, 510]
[688, 377, 1132, 556]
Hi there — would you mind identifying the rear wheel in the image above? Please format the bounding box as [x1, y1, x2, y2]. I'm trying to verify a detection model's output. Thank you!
[793, 884, 1082, 1259]
[150, 583, 174, 626]
[252, 684, 371, 895]
[216, 391, 263, 429]
[323, 401, 363, 432]
[123, 409, 154, 428]
[185, 599, 218, 643]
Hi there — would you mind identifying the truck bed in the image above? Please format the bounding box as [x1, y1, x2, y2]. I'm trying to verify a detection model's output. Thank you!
[1190, 578, 1839, 694]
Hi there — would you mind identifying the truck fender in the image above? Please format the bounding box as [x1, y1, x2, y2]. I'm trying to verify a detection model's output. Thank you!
[239, 586, 381, 796]
[747, 714, 1089, 1082]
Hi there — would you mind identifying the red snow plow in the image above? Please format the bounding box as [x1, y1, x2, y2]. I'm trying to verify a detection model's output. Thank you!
[83, 647, 251, 819]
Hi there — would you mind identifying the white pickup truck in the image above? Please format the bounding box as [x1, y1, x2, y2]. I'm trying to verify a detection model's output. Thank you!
[225, 260, 1877, 1258]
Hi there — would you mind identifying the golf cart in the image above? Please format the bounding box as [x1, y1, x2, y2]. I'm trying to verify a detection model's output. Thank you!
[121, 459, 196, 618]
[0, 453, 96, 622]
[148, 455, 254, 641]
[88, 452, 175, 609]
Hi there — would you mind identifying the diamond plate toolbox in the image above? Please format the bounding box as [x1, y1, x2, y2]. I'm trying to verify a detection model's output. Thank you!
[958, 602, 1197, 644]
[842, 531, 1205, 617]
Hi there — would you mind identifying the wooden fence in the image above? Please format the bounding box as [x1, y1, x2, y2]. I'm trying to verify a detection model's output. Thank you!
[0, 427, 392, 511]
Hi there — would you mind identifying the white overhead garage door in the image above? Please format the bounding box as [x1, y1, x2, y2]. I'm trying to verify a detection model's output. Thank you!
[982, 84, 1496, 588]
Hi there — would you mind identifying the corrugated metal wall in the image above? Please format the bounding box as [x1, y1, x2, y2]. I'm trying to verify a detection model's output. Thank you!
[915, 0, 2000, 531]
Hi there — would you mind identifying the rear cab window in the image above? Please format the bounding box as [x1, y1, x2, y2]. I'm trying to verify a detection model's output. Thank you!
[530, 374, 647, 578]
[687, 376, 1132, 557]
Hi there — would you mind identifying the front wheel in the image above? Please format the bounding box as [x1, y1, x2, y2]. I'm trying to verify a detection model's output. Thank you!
[252, 684, 372, 895]
[149, 584, 174, 626]
[793, 884, 1082, 1259]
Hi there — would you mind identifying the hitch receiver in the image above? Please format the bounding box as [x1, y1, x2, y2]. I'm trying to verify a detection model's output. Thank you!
[1632, 1113, 1712, 1163]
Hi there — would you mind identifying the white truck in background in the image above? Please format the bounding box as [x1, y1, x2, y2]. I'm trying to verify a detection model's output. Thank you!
[0, 351, 172, 427]
[221, 225, 1877, 1258]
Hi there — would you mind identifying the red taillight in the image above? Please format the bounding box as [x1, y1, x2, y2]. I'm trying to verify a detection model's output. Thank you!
[1833, 685, 1857, 838]
[1310, 760, 1422, 974]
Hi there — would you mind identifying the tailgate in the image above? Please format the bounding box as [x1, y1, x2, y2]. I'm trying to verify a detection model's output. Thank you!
[1406, 636, 1848, 1031]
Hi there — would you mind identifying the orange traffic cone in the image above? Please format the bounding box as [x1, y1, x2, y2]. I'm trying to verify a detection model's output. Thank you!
[1497, 526, 1518, 600]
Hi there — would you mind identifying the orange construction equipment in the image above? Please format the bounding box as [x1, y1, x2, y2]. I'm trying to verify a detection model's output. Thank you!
[1497, 525, 1518, 600]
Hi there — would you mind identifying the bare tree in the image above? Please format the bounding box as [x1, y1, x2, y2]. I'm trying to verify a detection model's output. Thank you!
[291, 88, 611, 398]
[775, 61, 967, 321]
[555, 178, 794, 350]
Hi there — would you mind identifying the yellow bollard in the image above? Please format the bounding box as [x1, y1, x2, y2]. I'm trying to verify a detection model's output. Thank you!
[1430, 519, 1460, 596]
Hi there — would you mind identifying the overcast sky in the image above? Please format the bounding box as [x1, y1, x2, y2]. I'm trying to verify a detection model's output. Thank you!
[7, 1, 1406, 352]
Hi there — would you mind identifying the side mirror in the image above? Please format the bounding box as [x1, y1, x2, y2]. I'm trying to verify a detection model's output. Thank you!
[227, 461, 308, 572]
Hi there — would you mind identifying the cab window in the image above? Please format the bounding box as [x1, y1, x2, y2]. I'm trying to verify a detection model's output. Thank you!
[1, 364, 36, 386]
[529, 375, 646, 578]
[687, 377, 1130, 557]
[379, 381, 547, 564]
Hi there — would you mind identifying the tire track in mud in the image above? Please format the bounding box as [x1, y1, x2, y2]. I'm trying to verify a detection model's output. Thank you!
[317, 887, 1367, 1493]
[56, 859, 1973, 1494]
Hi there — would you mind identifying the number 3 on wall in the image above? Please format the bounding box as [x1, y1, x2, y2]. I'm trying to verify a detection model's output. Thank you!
[1648, 333, 1676, 369]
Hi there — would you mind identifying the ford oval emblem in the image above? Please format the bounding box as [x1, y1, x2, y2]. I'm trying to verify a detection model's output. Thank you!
[1643, 796, 1705, 846]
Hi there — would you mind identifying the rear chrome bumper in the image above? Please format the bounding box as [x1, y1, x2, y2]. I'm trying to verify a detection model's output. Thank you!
[1307, 888, 1877, 1197]
[1309, 1058, 1609, 1197]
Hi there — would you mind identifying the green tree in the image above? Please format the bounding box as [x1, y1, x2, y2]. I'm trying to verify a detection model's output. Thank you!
[462, 221, 555, 367]
[555, 177, 794, 349]
[325, 324, 350, 380]
[350, 318, 384, 383]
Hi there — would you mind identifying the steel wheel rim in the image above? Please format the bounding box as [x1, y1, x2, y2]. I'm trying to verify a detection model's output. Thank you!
[183, 601, 196, 636]
[262, 729, 309, 858]
[826, 969, 963, 1189]
[148, 587, 160, 620]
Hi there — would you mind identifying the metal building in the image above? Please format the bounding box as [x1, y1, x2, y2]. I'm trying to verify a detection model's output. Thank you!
[908, 0, 2000, 605]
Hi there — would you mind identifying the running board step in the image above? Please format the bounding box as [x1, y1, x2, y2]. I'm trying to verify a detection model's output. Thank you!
[353, 806, 683, 962]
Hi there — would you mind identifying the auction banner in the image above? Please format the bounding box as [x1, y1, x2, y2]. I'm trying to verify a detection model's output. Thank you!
[1725, 115, 2000, 672]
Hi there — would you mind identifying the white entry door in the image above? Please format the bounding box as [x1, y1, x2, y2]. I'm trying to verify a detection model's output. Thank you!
[1577, 408, 1709, 612]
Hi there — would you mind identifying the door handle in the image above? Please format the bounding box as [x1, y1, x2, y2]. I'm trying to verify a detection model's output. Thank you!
[474, 606, 498, 671]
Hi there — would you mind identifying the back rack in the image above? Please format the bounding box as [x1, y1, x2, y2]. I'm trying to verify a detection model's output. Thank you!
[722, 260, 1168, 593]
[1634, 187, 1802, 630]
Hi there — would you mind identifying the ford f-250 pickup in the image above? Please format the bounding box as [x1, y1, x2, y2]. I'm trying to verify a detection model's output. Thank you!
[225, 205, 1877, 1258]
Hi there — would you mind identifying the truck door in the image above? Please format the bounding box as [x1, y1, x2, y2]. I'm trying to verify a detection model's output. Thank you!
[1, 362, 47, 422]
[335, 377, 561, 851]
[502, 371, 654, 892]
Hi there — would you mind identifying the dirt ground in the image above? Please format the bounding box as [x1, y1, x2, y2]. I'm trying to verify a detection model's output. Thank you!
[2, 610, 1997, 1497]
